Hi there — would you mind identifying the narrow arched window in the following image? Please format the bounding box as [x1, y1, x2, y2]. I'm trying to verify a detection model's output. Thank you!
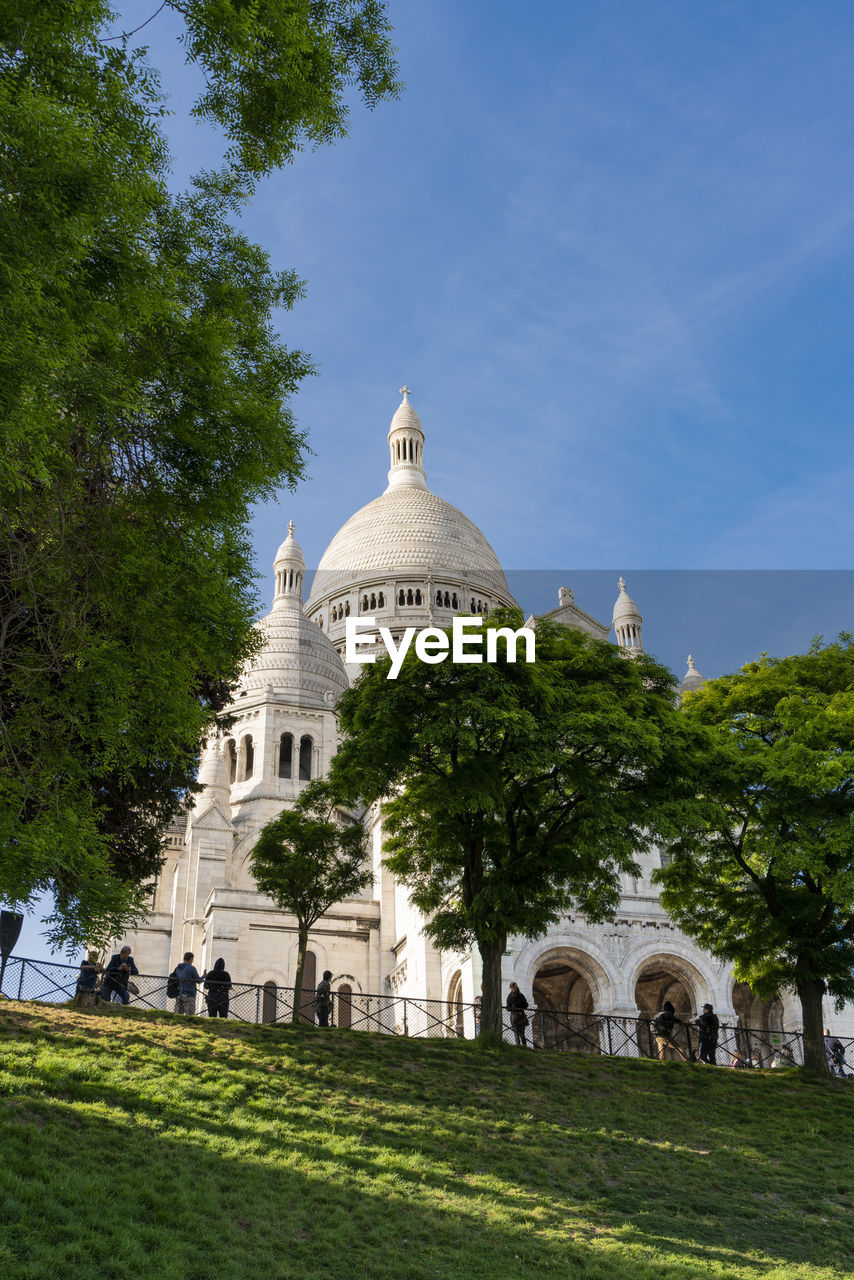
[452, 593, 458, 609]
[406, 589, 413, 605]
[224, 739, 237, 784]
[398, 589, 405, 606]
[436, 591, 442, 606]
[344, 601, 350, 616]
[243, 735, 254, 779]
[415, 588, 422, 605]
[278, 733, 293, 779]
[370, 593, 376, 609]
[362, 595, 368, 611]
[378, 592, 384, 608]
[470, 599, 476, 613]
[299, 735, 313, 781]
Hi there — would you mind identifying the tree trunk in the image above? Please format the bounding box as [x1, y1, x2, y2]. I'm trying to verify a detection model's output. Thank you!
[291, 926, 309, 1024]
[796, 968, 829, 1075]
[478, 933, 506, 1040]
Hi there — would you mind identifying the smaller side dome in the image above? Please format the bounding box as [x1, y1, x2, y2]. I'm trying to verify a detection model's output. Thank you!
[612, 576, 644, 653]
[679, 654, 707, 696]
[273, 519, 306, 608]
[386, 385, 427, 491]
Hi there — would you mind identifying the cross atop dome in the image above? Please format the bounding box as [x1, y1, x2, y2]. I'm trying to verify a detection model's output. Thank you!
[399, 384, 412, 400]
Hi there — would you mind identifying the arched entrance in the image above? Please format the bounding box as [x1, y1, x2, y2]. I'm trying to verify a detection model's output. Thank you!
[532, 956, 598, 1054]
[634, 963, 695, 1020]
[633, 960, 698, 1060]
[732, 982, 785, 1067]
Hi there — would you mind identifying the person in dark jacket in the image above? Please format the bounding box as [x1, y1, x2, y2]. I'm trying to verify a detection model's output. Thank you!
[314, 971, 333, 1027]
[694, 1003, 720, 1065]
[102, 947, 138, 1005]
[652, 1000, 684, 1061]
[74, 951, 103, 1007]
[203, 958, 232, 1019]
[506, 982, 530, 1047]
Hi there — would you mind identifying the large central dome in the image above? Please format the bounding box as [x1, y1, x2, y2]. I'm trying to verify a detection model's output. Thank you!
[305, 390, 515, 657]
[311, 485, 507, 590]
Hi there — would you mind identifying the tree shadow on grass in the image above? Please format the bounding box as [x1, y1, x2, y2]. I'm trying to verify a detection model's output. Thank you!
[0, 1095, 827, 1280]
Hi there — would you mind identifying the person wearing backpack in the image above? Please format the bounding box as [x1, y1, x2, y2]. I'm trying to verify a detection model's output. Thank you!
[314, 970, 333, 1027]
[173, 952, 205, 1014]
[204, 958, 232, 1019]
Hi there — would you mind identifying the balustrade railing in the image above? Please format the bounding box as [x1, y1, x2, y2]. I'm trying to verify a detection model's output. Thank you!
[1, 954, 850, 1072]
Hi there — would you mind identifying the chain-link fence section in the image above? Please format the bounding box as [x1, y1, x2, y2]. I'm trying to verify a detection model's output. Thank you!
[3, 955, 852, 1072]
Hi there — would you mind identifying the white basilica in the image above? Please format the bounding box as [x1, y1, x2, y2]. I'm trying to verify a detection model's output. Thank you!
[124, 389, 839, 1041]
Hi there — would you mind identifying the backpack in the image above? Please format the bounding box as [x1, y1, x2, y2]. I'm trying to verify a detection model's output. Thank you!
[166, 970, 180, 999]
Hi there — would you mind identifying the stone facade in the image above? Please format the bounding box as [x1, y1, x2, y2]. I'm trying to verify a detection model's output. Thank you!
[121, 391, 853, 1042]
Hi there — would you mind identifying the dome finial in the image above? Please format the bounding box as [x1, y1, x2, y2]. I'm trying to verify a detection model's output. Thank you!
[399, 384, 412, 401]
[288, 519, 295, 536]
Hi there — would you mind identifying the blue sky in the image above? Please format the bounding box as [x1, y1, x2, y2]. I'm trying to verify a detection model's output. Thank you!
[11, 1, 854, 963]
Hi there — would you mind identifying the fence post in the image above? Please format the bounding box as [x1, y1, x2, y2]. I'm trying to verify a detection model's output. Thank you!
[17, 959, 25, 1001]
[403, 997, 409, 1037]
[606, 1016, 613, 1056]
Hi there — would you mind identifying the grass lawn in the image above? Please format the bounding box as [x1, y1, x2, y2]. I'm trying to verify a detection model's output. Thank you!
[0, 1002, 852, 1280]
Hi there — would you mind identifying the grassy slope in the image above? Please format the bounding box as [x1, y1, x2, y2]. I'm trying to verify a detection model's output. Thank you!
[0, 1004, 852, 1280]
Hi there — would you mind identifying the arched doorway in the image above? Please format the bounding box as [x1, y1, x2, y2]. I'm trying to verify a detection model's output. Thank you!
[446, 971, 464, 1038]
[634, 963, 695, 1019]
[732, 982, 785, 1067]
[633, 961, 697, 1059]
[532, 957, 598, 1053]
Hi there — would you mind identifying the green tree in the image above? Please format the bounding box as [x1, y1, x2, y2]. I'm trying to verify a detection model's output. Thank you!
[655, 637, 854, 1075]
[0, 1, 399, 948]
[249, 783, 372, 1022]
[328, 613, 687, 1039]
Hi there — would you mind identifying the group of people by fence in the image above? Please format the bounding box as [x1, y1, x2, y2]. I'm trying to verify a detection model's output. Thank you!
[73, 951, 850, 1073]
[74, 948, 335, 1024]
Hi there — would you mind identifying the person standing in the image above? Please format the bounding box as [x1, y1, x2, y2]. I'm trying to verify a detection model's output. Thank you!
[506, 982, 530, 1047]
[314, 970, 333, 1027]
[174, 952, 204, 1015]
[825, 1028, 847, 1078]
[102, 946, 138, 1006]
[694, 1003, 720, 1065]
[204, 958, 232, 1019]
[74, 952, 103, 1007]
[652, 1000, 684, 1061]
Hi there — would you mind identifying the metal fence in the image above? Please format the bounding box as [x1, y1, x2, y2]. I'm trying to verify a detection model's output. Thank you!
[2, 954, 852, 1071]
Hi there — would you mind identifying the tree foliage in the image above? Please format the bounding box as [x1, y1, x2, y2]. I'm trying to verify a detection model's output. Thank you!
[0, 1, 399, 947]
[249, 782, 371, 1021]
[328, 612, 687, 1036]
[655, 636, 854, 1075]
